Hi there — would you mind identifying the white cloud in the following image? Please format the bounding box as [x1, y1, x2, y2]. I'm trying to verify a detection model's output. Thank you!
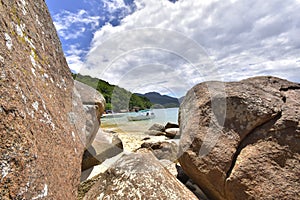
[65, 44, 86, 73]
[76, 0, 300, 96]
[102, 0, 130, 13]
[53, 9, 101, 40]
[66, 54, 85, 73]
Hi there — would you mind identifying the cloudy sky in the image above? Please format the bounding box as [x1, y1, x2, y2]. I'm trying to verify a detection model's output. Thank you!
[46, 0, 300, 97]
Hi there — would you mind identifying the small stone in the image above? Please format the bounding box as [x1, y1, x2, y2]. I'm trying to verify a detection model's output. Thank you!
[148, 123, 165, 132]
[142, 137, 150, 141]
[139, 141, 178, 161]
[165, 128, 179, 139]
[165, 122, 179, 129]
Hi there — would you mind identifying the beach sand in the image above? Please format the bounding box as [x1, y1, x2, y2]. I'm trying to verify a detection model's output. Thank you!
[81, 122, 172, 181]
[100, 120, 172, 152]
[100, 126, 169, 152]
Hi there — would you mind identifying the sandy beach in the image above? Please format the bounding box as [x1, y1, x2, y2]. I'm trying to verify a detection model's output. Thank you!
[80, 117, 180, 181]
[100, 122, 171, 152]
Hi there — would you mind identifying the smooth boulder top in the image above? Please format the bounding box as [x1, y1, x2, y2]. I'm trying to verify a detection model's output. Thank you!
[179, 76, 300, 200]
[79, 150, 199, 200]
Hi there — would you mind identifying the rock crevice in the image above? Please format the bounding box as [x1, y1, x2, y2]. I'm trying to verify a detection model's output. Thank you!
[179, 76, 300, 200]
[225, 111, 282, 179]
[279, 85, 300, 91]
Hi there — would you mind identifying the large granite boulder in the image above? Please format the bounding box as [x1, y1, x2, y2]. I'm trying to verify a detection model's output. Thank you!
[179, 76, 300, 200]
[74, 80, 105, 148]
[0, 0, 85, 199]
[81, 129, 123, 172]
[79, 150, 199, 200]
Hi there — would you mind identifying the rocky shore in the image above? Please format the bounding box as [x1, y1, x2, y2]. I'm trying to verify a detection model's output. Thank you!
[1, 1, 299, 199]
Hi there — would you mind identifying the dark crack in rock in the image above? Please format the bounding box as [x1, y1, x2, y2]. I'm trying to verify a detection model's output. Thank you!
[179, 76, 300, 200]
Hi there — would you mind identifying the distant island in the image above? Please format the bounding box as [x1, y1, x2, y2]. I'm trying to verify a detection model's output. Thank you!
[73, 74, 180, 112]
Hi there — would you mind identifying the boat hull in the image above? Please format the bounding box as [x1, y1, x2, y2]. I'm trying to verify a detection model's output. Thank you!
[127, 115, 155, 121]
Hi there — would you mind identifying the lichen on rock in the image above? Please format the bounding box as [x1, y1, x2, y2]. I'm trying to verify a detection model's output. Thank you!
[0, 0, 86, 199]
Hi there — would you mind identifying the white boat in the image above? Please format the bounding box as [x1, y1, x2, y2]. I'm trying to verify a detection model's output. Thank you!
[127, 110, 155, 121]
[101, 113, 126, 119]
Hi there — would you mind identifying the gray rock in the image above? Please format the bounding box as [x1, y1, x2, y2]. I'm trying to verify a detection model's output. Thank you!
[140, 141, 179, 161]
[149, 123, 165, 132]
[176, 164, 190, 184]
[165, 128, 180, 139]
[81, 129, 123, 171]
[79, 150, 198, 200]
[145, 130, 166, 136]
[74, 80, 105, 148]
[159, 159, 178, 177]
[74, 80, 105, 112]
[165, 122, 179, 129]
[186, 180, 210, 200]
[142, 137, 151, 141]
[176, 165, 209, 200]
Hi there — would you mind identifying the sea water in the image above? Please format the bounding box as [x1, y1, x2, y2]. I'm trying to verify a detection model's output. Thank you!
[101, 108, 179, 134]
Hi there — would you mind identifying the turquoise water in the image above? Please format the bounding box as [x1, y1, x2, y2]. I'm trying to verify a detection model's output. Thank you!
[101, 108, 179, 133]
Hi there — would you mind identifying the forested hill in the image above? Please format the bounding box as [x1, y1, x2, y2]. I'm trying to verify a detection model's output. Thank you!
[135, 92, 180, 108]
[72, 74, 152, 112]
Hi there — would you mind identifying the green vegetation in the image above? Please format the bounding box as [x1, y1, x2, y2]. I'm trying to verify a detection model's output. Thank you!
[73, 73, 153, 112]
[136, 92, 180, 108]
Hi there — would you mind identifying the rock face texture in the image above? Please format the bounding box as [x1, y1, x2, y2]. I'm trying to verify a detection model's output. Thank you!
[81, 129, 123, 171]
[74, 80, 105, 148]
[0, 1, 84, 199]
[179, 76, 300, 200]
[140, 141, 179, 161]
[80, 150, 199, 200]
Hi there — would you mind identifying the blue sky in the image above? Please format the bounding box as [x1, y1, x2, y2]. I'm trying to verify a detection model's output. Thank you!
[45, 0, 300, 97]
[46, 0, 137, 66]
